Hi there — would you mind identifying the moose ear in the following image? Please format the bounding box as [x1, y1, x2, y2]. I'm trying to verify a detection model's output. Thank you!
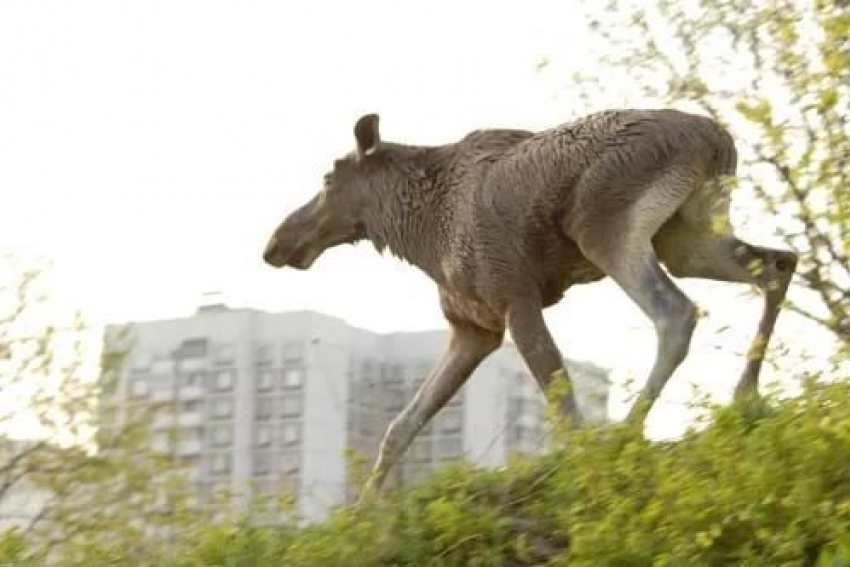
[354, 113, 381, 158]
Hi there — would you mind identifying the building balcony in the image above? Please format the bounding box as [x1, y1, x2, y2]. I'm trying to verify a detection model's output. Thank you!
[178, 358, 208, 372]
[178, 385, 204, 400]
[515, 412, 542, 429]
[177, 439, 202, 456]
[152, 413, 177, 430]
[186, 466, 203, 482]
[178, 412, 203, 427]
[151, 436, 169, 453]
[151, 388, 175, 403]
[152, 411, 202, 430]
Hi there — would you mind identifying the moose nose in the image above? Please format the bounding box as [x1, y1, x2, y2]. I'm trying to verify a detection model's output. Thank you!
[263, 237, 281, 266]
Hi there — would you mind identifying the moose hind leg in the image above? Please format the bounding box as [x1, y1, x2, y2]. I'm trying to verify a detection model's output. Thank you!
[655, 218, 798, 400]
[582, 242, 698, 425]
[735, 244, 796, 399]
[572, 167, 702, 424]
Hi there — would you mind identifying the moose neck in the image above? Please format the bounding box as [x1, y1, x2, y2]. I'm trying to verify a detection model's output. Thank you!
[364, 143, 455, 280]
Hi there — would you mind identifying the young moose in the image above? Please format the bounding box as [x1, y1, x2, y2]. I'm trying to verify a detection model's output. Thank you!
[262, 110, 797, 493]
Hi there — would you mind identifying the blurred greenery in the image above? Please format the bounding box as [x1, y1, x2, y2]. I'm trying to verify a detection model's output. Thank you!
[574, 0, 848, 356]
[0, 256, 203, 565]
[44, 378, 846, 566]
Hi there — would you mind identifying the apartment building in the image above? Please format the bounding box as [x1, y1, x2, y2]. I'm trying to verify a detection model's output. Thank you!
[107, 304, 609, 522]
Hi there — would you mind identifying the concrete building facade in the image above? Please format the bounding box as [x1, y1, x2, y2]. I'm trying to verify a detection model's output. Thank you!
[108, 305, 609, 522]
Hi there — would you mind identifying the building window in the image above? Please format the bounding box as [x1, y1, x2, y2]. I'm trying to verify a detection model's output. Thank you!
[440, 409, 463, 433]
[257, 343, 274, 365]
[280, 450, 299, 473]
[185, 456, 202, 479]
[152, 431, 169, 453]
[181, 371, 205, 388]
[282, 471, 299, 492]
[415, 361, 432, 378]
[257, 369, 275, 391]
[256, 424, 273, 447]
[253, 479, 278, 499]
[256, 398, 273, 421]
[209, 453, 231, 476]
[179, 338, 208, 359]
[437, 436, 463, 460]
[351, 382, 372, 410]
[151, 358, 173, 374]
[382, 363, 404, 384]
[283, 368, 303, 389]
[129, 378, 148, 397]
[510, 425, 543, 455]
[280, 422, 300, 446]
[410, 438, 431, 462]
[131, 353, 153, 371]
[216, 344, 235, 364]
[513, 371, 526, 388]
[211, 425, 232, 447]
[211, 398, 233, 420]
[214, 370, 235, 391]
[506, 396, 522, 420]
[386, 388, 406, 412]
[254, 451, 273, 476]
[282, 342, 303, 362]
[280, 395, 302, 418]
[358, 414, 373, 438]
[360, 359, 377, 384]
[402, 463, 431, 484]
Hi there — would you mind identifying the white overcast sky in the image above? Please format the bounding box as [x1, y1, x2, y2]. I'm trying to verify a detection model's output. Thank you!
[0, 1, 834, 436]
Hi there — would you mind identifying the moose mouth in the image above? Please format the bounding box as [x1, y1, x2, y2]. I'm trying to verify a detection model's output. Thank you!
[262, 241, 316, 270]
[287, 246, 321, 270]
[263, 233, 362, 270]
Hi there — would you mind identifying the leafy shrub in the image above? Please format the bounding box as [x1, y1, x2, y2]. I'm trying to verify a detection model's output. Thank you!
[165, 378, 849, 566]
[5, 379, 847, 566]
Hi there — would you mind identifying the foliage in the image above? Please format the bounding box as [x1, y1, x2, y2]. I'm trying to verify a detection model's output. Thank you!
[162, 378, 848, 566]
[0, 255, 193, 565]
[571, 0, 849, 354]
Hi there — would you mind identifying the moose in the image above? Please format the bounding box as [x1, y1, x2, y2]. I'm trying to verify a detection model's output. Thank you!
[263, 110, 797, 493]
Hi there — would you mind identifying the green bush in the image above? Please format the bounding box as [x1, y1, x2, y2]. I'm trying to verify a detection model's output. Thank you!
[165, 378, 849, 567]
[5, 379, 847, 566]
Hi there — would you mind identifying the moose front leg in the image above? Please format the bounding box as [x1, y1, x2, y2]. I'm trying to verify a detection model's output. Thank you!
[361, 323, 503, 498]
[507, 297, 583, 425]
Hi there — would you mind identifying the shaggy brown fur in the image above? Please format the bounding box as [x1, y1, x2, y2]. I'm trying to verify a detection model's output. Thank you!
[263, 110, 797, 493]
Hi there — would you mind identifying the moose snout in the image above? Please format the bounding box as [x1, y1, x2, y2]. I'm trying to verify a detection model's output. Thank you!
[262, 236, 285, 267]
